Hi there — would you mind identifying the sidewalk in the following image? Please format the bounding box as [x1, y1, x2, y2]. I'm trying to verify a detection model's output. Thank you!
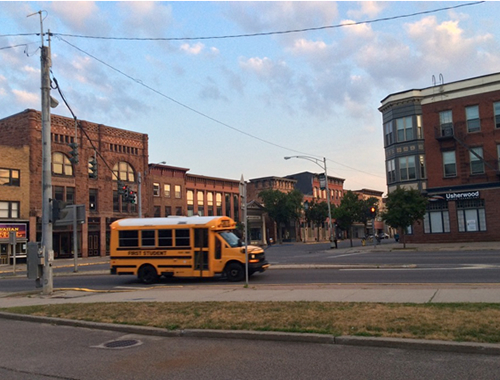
[2, 241, 500, 356]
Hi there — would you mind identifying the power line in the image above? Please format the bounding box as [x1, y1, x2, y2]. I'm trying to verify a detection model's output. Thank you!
[56, 36, 384, 180]
[51, 1, 484, 42]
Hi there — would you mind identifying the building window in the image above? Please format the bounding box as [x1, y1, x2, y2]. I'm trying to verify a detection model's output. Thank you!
[470, 147, 484, 174]
[216, 193, 222, 216]
[66, 187, 75, 205]
[153, 183, 160, 197]
[175, 185, 181, 199]
[54, 186, 75, 204]
[494, 102, 500, 129]
[466, 105, 480, 133]
[399, 156, 416, 181]
[225, 194, 231, 217]
[419, 155, 426, 179]
[416, 115, 423, 139]
[457, 200, 486, 232]
[233, 194, 239, 221]
[396, 116, 413, 142]
[497, 144, 500, 169]
[89, 189, 97, 211]
[384, 122, 394, 146]
[439, 110, 453, 137]
[424, 201, 450, 234]
[165, 206, 171, 216]
[442, 151, 456, 177]
[187, 190, 194, 216]
[113, 190, 135, 214]
[154, 206, 161, 217]
[164, 184, 171, 198]
[0, 168, 20, 186]
[386, 159, 396, 183]
[0, 201, 19, 218]
[52, 152, 73, 176]
[112, 161, 135, 182]
[175, 207, 182, 216]
[197, 191, 204, 216]
[207, 192, 214, 216]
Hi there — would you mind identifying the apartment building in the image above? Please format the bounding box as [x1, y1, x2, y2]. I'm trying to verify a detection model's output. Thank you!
[379, 72, 500, 243]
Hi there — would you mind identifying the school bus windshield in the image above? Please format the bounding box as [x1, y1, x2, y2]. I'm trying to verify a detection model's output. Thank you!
[219, 231, 241, 248]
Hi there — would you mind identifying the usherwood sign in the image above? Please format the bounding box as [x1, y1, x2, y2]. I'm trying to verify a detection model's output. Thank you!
[431, 191, 480, 201]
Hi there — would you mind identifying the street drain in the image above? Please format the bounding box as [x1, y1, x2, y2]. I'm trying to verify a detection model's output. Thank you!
[96, 339, 143, 349]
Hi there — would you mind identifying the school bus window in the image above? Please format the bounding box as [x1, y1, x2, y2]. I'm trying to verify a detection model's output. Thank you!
[158, 229, 173, 247]
[215, 237, 222, 260]
[219, 231, 240, 248]
[194, 229, 209, 248]
[141, 230, 156, 247]
[119, 230, 138, 247]
[175, 229, 190, 247]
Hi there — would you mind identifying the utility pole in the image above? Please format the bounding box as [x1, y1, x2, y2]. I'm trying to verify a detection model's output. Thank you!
[30, 11, 54, 294]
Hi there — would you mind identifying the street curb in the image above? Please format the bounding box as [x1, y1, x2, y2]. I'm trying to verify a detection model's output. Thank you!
[1, 311, 499, 355]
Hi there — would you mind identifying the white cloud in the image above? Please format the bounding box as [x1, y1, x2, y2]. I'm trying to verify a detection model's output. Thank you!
[347, 1, 387, 19]
[12, 89, 38, 105]
[340, 19, 374, 38]
[180, 42, 204, 55]
[49, 1, 107, 34]
[289, 39, 328, 55]
[118, 2, 173, 37]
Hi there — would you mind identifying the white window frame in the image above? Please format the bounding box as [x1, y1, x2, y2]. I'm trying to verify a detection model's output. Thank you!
[396, 117, 413, 142]
[442, 151, 457, 178]
[466, 105, 480, 133]
[470, 147, 484, 175]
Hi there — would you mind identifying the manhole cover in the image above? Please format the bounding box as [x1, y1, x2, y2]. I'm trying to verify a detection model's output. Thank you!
[98, 339, 143, 349]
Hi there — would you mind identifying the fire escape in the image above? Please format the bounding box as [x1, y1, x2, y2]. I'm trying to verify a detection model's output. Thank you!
[435, 123, 500, 179]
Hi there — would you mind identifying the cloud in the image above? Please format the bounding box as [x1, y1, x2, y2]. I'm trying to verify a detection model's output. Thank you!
[226, 1, 338, 32]
[12, 89, 38, 105]
[347, 1, 387, 19]
[118, 1, 173, 37]
[49, 2, 109, 34]
[180, 42, 205, 55]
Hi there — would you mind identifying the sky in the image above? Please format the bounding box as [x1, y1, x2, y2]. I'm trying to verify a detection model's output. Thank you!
[1, 1, 499, 194]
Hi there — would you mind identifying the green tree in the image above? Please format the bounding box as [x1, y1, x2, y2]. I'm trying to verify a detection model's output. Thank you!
[359, 197, 380, 235]
[258, 189, 303, 243]
[304, 200, 330, 241]
[332, 190, 363, 247]
[380, 187, 428, 248]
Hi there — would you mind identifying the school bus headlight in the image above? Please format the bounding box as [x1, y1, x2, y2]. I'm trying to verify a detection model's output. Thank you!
[250, 254, 256, 259]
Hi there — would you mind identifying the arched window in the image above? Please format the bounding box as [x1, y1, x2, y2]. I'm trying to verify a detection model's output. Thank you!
[52, 152, 73, 176]
[112, 161, 135, 182]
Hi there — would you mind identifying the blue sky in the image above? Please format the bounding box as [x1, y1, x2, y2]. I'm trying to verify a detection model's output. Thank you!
[1, 1, 499, 193]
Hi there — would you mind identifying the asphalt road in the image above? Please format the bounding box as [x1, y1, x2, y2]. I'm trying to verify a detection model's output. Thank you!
[1, 318, 499, 380]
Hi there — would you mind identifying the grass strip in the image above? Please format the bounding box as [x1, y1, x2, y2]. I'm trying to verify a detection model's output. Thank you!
[3, 301, 500, 343]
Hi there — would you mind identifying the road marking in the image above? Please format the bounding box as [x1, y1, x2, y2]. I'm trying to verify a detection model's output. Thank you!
[340, 265, 500, 271]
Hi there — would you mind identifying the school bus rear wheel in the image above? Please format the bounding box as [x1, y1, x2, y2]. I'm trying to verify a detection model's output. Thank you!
[225, 262, 244, 282]
[138, 264, 159, 284]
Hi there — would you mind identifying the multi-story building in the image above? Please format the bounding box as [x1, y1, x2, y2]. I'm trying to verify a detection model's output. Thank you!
[379, 72, 500, 243]
[0, 109, 149, 259]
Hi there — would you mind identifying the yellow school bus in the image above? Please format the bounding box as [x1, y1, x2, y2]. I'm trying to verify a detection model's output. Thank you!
[110, 216, 269, 284]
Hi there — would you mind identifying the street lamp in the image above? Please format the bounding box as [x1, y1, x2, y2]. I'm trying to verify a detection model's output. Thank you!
[284, 156, 335, 249]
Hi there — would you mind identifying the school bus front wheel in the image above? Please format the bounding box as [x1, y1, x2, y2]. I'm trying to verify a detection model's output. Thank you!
[225, 262, 245, 282]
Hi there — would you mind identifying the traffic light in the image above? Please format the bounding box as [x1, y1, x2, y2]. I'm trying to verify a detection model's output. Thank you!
[122, 186, 130, 202]
[89, 157, 98, 179]
[51, 199, 68, 223]
[117, 181, 127, 195]
[68, 142, 79, 164]
[129, 191, 137, 204]
[369, 206, 377, 218]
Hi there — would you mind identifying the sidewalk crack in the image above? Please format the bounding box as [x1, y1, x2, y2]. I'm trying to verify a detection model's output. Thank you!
[427, 289, 438, 303]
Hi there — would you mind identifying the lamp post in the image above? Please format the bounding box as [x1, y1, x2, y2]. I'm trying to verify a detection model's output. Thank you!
[284, 156, 335, 249]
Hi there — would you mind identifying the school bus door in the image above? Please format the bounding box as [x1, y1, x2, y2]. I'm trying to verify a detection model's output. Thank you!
[194, 228, 209, 276]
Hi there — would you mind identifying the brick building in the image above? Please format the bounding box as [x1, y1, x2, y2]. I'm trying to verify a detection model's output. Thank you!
[0, 109, 149, 259]
[379, 72, 500, 243]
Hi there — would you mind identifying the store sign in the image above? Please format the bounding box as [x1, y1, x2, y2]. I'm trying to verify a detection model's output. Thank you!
[431, 191, 480, 202]
[0, 223, 27, 240]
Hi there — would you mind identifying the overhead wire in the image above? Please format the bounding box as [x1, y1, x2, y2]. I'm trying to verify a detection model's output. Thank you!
[51, 1, 483, 42]
[45, 1, 481, 181]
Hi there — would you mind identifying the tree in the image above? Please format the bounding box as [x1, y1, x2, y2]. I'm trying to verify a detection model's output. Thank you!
[258, 189, 303, 243]
[332, 190, 363, 247]
[380, 187, 428, 248]
[359, 197, 379, 235]
[304, 200, 330, 241]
